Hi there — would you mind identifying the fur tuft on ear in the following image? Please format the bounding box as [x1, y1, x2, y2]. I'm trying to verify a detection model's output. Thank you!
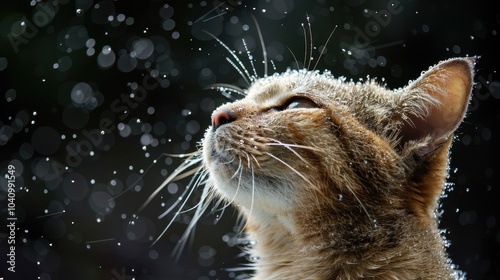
[399, 57, 475, 156]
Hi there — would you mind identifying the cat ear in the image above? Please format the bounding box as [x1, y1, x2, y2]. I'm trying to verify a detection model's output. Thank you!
[399, 57, 475, 155]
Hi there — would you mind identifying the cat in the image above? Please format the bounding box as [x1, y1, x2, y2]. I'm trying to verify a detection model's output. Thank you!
[200, 56, 475, 279]
[141, 34, 475, 279]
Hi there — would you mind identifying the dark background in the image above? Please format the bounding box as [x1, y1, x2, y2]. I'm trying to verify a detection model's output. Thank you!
[0, 0, 499, 279]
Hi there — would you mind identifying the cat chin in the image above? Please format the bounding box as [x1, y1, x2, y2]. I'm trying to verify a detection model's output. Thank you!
[203, 128, 241, 168]
[208, 169, 297, 214]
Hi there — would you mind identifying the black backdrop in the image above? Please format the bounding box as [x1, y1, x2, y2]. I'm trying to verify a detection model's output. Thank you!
[1, 0, 499, 279]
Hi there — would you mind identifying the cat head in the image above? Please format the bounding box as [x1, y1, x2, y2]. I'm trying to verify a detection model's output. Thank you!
[203, 57, 475, 223]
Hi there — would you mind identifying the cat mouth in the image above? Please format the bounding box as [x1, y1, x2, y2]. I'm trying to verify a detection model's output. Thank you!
[209, 146, 236, 167]
[204, 124, 272, 175]
[204, 127, 240, 168]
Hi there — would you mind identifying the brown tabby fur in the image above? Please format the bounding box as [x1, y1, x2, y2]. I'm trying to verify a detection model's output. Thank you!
[202, 57, 475, 279]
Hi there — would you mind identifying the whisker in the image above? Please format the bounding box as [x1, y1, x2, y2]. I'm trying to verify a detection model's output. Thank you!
[139, 153, 202, 212]
[202, 11, 227, 23]
[84, 238, 116, 245]
[305, 14, 314, 70]
[204, 30, 252, 86]
[249, 165, 256, 222]
[372, 39, 406, 50]
[151, 169, 204, 247]
[280, 145, 310, 165]
[36, 210, 65, 219]
[218, 155, 236, 166]
[234, 214, 247, 237]
[157, 185, 200, 221]
[286, 46, 301, 71]
[270, 60, 277, 71]
[226, 266, 255, 272]
[242, 38, 258, 81]
[211, 196, 227, 221]
[216, 159, 244, 213]
[244, 151, 252, 169]
[345, 183, 374, 226]
[226, 57, 252, 87]
[159, 169, 209, 218]
[264, 152, 314, 187]
[193, 1, 226, 24]
[301, 22, 307, 69]
[249, 153, 261, 168]
[216, 197, 233, 217]
[205, 83, 246, 98]
[213, 196, 226, 213]
[177, 189, 212, 215]
[220, 91, 238, 101]
[312, 25, 337, 71]
[172, 184, 214, 260]
[230, 158, 243, 180]
[112, 152, 189, 200]
[264, 139, 315, 167]
[264, 141, 323, 152]
[251, 14, 268, 77]
[163, 152, 200, 158]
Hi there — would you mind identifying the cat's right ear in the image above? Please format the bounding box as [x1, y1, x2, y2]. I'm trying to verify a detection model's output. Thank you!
[398, 57, 475, 156]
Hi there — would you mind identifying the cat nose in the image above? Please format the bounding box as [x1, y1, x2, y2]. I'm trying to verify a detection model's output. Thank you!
[211, 109, 236, 129]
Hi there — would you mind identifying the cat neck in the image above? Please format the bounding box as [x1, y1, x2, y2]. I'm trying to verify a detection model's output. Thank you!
[244, 202, 456, 280]
[241, 142, 458, 279]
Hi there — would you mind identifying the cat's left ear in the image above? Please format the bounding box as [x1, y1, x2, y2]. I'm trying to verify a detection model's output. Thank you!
[399, 57, 476, 155]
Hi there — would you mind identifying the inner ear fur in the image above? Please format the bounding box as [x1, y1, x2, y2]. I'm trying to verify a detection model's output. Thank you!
[399, 57, 475, 156]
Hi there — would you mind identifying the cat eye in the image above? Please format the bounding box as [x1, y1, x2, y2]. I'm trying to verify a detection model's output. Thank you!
[284, 97, 318, 110]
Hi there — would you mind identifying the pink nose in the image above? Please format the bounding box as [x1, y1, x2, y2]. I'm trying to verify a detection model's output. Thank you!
[211, 109, 235, 129]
